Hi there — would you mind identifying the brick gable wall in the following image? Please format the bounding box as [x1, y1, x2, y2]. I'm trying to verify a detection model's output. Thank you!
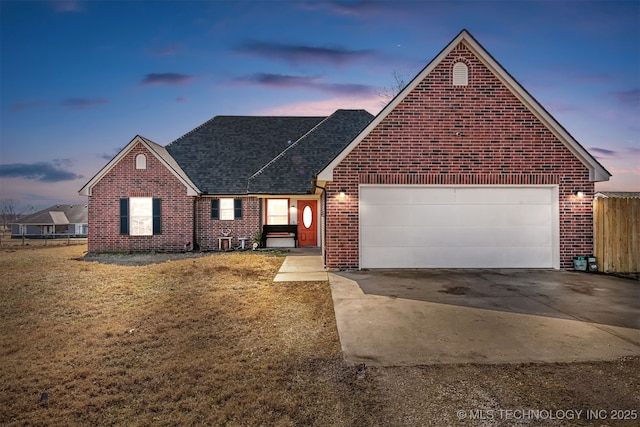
[325, 43, 593, 269]
[88, 143, 194, 253]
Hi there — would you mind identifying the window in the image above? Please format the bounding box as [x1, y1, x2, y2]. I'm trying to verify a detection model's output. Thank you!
[266, 199, 289, 224]
[211, 198, 242, 220]
[120, 198, 161, 235]
[453, 62, 468, 86]
[220, 198, 234, 220]
[135, 154, 147, 169]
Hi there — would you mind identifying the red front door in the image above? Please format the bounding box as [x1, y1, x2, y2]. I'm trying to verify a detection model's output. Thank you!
[297, 200, 318, 247]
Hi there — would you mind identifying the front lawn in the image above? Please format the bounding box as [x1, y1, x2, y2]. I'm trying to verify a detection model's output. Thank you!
[0, 245, 376, 426]
[1, 245, 638, 426]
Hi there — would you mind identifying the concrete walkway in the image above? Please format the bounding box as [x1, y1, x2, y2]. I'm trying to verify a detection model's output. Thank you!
[273, 248, 327, 282]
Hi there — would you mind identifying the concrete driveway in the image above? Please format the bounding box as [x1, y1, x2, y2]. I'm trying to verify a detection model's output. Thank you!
[329, 269, 640, 366]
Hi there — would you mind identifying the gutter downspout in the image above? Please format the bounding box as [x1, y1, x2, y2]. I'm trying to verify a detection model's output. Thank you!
[312, 177, 328, 268]
[192, 197, 199, 251]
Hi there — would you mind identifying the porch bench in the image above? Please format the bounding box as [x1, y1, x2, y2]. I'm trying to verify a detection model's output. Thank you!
[261, 224, 297, 248]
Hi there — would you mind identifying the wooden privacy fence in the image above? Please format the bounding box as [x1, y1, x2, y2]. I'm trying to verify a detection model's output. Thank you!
[593, 197, 640, 273]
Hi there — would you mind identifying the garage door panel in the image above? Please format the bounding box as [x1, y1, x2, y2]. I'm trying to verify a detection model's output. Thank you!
[360, 187, 456, 205]
[363, 225, 551, 249]
[361, 225, 410, 247]
[362, 246, 552, 268]
[360, 186, 557, 269]
[456, 187, 553, 205]
[409, 226, 552, 248]
[360, 205, 412, 226]
[362, 204, 551, 227]
[455, 205, 552, 226]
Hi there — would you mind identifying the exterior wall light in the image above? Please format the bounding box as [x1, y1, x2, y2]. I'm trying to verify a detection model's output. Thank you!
[339, 189, 346, 199]
[574, 191, 585, 198]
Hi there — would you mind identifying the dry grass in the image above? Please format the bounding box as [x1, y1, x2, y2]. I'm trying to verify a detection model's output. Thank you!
[0, 245, 377, 426]
[2, 245, 638, 426]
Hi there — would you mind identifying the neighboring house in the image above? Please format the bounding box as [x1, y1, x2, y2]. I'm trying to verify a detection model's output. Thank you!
[316, 29, 609, 270]
[10, 204, 88, 237]
[80, 30, 610, 270]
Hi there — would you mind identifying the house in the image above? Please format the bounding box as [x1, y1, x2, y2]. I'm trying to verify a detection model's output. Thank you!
[10, 204, 88, 238]
[316, 29, 609, 270]
[79, 29, 610, 270]
[79, 110, 373, 253]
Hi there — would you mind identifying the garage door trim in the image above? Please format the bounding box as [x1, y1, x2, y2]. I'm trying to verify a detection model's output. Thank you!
[358, 184, 560, 269]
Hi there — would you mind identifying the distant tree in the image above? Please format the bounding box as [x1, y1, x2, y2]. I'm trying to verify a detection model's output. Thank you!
[377, 70, 408, 105]
[0, 199, 34, 231]
[0, 199, 18, 231]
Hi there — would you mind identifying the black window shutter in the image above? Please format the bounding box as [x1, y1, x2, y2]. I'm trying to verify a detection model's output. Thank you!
[211, 199, 219, 219]
[152, 198, 162, 235]
[119, 198, 129, 235]
[234, 199, 242, 219]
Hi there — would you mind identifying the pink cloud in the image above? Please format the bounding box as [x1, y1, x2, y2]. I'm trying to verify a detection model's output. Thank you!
[257, 94, 383, 116]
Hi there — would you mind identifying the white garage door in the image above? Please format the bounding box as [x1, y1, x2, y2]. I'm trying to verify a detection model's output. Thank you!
[360, 186, 558, 269]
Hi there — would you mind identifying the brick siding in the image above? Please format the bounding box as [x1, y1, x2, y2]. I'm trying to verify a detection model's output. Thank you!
[325, 42, 594, 270]
[88, 143, 195, 253]
[195, 197, 261, 251]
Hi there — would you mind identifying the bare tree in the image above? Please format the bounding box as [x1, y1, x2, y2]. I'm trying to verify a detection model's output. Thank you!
[377, 70, 408, 105]
[0, 199, 18, 231]
[0, 199, 34, 231]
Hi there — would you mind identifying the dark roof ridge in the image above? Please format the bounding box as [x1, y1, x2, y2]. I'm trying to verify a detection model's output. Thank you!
[246, 109, 374, 194]
[166, 116, 219, 147]
[247, 110, 344, 181]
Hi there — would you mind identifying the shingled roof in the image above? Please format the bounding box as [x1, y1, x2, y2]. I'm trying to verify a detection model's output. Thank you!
[14, 204, 88, 225]
[166, 115, 325, 194]
[80, 110, 374, 197]
[247, 110, 374, 194]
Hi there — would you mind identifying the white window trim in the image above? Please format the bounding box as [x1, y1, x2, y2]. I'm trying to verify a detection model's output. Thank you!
[266, 199, 289, 225]
[130, 197, 153, 236]
[219, 198, 235, 221]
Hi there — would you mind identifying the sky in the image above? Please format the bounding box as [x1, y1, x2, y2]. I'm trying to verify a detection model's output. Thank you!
[1, 0, 639, 211]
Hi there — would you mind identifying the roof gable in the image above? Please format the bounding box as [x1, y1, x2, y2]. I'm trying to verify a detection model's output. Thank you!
[247, 110, 374, 194]
[318, 29, 611, 183]
[49, 211, 69, 225]
[166, 116, 325, 194]
[78, 135, 200, 196]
